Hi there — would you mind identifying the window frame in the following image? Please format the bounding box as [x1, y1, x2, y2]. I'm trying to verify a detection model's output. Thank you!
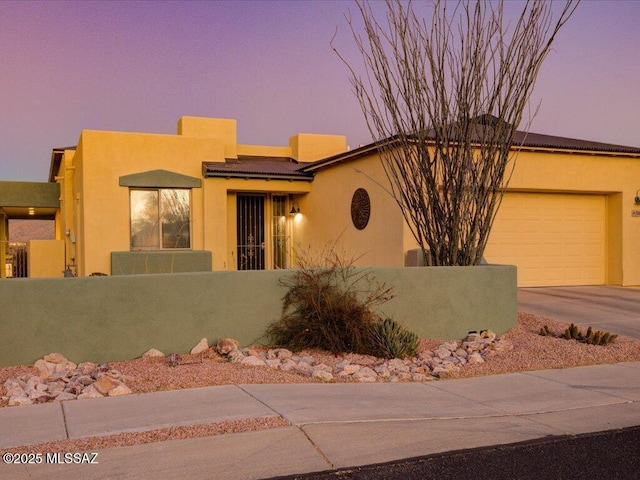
[129, 187, 192, 251]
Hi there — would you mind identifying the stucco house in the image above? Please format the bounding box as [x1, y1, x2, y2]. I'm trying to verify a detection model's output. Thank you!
[1, 115, 639, 287]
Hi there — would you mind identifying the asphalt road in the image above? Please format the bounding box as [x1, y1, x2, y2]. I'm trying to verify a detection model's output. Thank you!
[273, 425, 640, 480]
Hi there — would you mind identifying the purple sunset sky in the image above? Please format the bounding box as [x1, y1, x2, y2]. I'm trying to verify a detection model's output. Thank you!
[1, 0, 639, 182]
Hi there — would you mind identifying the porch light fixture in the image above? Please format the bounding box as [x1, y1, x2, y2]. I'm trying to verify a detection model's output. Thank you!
[28, 208, 35, 216]
[635, 189, 640, 205]
[289, 203, 300, 216]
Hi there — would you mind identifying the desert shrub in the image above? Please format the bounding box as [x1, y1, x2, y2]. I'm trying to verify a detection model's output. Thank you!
[368, 318, 419, 359]
[266, 245, 394, 354]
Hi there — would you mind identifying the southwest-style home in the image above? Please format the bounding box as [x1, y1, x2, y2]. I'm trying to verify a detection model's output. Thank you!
[1, 115, 639, 287]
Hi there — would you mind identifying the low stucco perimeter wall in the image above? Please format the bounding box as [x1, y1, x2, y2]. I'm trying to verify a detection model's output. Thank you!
[0, 265, 516, 366]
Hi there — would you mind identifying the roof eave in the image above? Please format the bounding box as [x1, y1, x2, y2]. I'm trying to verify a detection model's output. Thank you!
[203, 171, 314, 182]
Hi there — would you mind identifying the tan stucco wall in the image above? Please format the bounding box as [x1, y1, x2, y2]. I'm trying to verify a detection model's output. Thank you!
[289, 133, 348, 161]
[299, 154, 405, 267]
[27, 240, 65, 278]
[505, 150, 640, 285]
[61, 118, 339, 275]
[69, 130, 220, 275]
[50, 116, 640, 285]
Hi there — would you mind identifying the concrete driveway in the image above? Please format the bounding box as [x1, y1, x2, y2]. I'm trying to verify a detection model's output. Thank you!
[518, 286, 640, 340]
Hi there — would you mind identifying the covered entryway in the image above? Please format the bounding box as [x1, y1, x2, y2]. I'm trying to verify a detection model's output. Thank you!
[484, 193, 606, 287]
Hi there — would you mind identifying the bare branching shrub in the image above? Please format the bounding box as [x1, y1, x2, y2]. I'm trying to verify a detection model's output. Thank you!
[266, 245, 394, 354]
[333, 0, 579, 266]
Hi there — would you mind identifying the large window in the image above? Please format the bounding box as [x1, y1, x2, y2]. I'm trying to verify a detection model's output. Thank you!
[130, 189, 191, 249]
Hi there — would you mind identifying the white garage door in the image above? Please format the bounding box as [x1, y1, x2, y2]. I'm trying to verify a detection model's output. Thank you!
[484, 193, 606, 287]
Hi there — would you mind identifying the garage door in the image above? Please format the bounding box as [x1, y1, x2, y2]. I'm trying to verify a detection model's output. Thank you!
[484, 193, 606, 287]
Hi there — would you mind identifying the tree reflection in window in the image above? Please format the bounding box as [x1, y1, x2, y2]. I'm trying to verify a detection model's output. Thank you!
[130, 189, 190, 249]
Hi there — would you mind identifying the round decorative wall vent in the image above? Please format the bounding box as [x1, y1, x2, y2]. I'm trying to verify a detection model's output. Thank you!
[351, 188, 371, 230]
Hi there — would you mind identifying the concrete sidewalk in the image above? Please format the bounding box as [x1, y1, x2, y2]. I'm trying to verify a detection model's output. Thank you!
[1, 361, 640, 480]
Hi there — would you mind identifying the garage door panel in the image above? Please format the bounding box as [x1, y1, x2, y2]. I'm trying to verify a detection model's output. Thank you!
[484, 193, 605, 287]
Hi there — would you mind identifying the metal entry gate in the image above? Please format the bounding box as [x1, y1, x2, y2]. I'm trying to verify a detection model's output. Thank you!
[4, 242, 28, 278]
[237, 195, 265, 270]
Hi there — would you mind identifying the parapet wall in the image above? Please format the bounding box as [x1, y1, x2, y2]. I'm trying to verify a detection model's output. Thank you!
[0, 265, 516, 366]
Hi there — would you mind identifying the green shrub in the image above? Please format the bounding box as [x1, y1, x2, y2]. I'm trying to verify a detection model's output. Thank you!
[266, 245, 394, 354]
[368, 318, 419, 359]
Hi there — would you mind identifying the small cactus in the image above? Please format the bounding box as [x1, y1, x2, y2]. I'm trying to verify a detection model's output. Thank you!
[540, 325, 553, 336]
[541, 322, 618, 347]
[368, 318, 419, 359]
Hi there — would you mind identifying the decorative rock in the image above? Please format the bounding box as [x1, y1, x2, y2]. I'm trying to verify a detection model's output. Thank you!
[43, 353, 67, 364]
[441, 341, 459, 352]
[216, 338, 239, 355]
[78, 362, 97, 374]
[312, 370, 334, 382]
[9, 395, 33, 406]
[264, 359, 282, 369]
[295, 362, 314, 376]
[191, 338, 209, 355]
[142, 349, 165, 358]
[374, 365, 391, 378]
[312, 363, 333, 373]
[227, 350, 245, 363]
[431, 366, 449, 378]
[394, 372, 413, 381]
[387, 358, 410, 372]
[353, 367, 377, 382]
[466, 333, 482, 342]
[108, 384, 133, 396]
[280, 359, 298, 372]
[78, 385, 103, 399]
[76, 375, 95, 386]
[267, 348, 293, 360]
[339, 364, 361, 375]
[240, 356, 267, 367]
[467, 352, 485, 364]
[463, 340, 485, 352]
[411, 373, 429, 382]
[455, 348, 468, 358]
[481, 330, 497, 342]
[295, 355, 316, 365]
[4, 384, 24, 397]
[435, 347, 452, 360]
[34, 359, 52, 374]
[93, 376, 121, 395]
[275, 349, 293, 360]
[2, 325, 516, 409]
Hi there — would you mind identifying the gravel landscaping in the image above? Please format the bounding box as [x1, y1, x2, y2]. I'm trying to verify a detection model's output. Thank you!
[2, 312, 639, 454]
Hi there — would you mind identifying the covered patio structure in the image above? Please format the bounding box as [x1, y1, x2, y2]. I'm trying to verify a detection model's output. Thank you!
[0, 181, 61, 278]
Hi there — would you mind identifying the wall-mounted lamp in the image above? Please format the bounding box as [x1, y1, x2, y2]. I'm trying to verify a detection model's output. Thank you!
[289, 203, 301, 216]
[28, 207, 35, 216]
[635, 189, 640, 205]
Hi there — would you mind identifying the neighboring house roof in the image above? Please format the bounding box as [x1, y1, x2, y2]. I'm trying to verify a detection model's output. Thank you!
[202, 156, 314, 181]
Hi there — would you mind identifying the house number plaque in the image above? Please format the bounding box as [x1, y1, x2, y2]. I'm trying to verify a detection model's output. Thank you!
[351, 188, 371, 230]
